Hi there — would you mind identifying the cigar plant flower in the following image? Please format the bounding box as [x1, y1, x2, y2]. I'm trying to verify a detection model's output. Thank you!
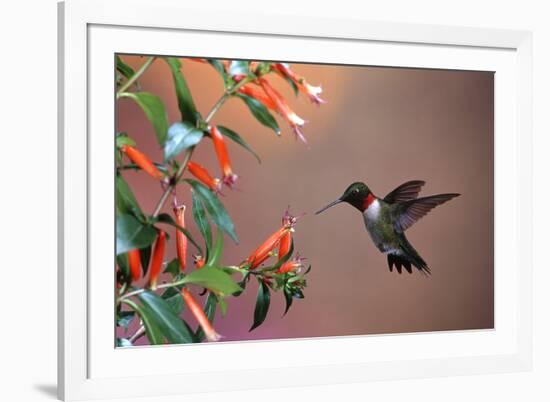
[115, 56, 322, 345]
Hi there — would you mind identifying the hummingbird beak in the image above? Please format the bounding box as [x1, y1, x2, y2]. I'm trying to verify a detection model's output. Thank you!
[315, 198, 343, 215]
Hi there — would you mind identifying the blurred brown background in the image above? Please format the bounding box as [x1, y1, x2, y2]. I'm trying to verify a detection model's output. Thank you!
[116, 55, 494, 343]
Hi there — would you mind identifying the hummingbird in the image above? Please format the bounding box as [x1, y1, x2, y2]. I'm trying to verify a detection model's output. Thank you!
[315, 181, 460, 275]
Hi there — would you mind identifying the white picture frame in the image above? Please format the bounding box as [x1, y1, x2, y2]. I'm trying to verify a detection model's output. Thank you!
[58, 0, 533, 400]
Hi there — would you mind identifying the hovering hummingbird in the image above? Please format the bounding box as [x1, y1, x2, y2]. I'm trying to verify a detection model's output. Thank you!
[315, 181, 460, 275]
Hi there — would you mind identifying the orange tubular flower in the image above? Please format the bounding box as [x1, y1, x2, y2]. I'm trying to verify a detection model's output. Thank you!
[238, 85, 277, 111]
[277, 209, 295, 260]
[258, 78, 308, 144]
[210, 126, 238, 187]
[246, 209, 300, 269]
[194, 255, 206, 269]
[246, 226, 291, 269]
[127, 249, 142, 282]
[187, 161, 222, 193]
[148, 230, 166, 290]
[173, 205, 187, 272]
[181, 288, 222, 342]
[277, 255, 306, 274]
[120, 144, 164, 181]
[278, 232, 292, 261]
[274, 63, 326, 105]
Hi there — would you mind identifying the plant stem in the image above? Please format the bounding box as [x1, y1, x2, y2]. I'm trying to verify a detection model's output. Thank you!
[149, 76, 254, 219]
[118, 77, 255, 306]
[119, 277, 187, 302]
[116, 56, 155, 96]
[204, 93, 230, 123]
[129, 326, 146, 343]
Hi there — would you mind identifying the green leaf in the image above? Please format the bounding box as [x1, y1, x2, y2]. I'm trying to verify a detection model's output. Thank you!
[164, 57, 198, 123]
[138, 291, 195, 344]
[165, 293, 185, 315]
[206, 229, 224, 267]
[164, 122, 203, 161]
[154, 213, 203, 254]
[115, 132, 136, 149]
[250, 280, 271, 331]
[229, 60, 249, 76]
[116, 174, 144, 219]
[219, 298, 228, 316]
[117, 311, 135, 329]
[207, 59, 229, 84]
[164, 258, 181, 277]
[119, 92, 169, 146]
[116, 214, 157, 255]
[236, 94, 280, 135]
[195, 293, 217, 341]
[283, 289, 293, 316]
[182, 266, 241, 296]
[140, 246, 152, 276]
[116, 338, 133, 347]
[185, 179, 238, 243]
[116, 254, 130, 281]
[116, 56, 135, 82]
[162, 287, 185, 315]
[123, 299, 164, 345]
[191, 190, 213, 254]
[292, 289, 305, 299]
[217, 126, 261, 163]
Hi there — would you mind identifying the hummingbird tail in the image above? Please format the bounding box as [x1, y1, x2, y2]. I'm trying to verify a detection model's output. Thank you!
[388, 237, 431, 275]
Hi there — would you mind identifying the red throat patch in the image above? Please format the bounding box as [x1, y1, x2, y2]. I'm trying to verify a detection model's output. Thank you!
[362, 193, 376, 211]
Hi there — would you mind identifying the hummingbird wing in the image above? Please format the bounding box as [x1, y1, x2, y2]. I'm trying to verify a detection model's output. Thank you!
[383, 180, 426, 204]
[393, 193, 460, 233]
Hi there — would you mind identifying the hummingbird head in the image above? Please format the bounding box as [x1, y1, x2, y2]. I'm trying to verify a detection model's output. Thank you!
[315, 182, 372, 215]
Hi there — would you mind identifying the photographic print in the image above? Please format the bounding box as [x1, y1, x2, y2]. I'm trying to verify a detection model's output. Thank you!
[115, 55, 493, 347]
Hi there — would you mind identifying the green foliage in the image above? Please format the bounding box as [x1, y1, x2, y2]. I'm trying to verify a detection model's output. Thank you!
[206, 229, 224, 267]
[191, 190, 213, 254]
[116, 56, 136, 87]
[164, 57, 198, 123]
[163, 258, 181, 278]
[116, 254, 130, 282]
[207, 59, 229, 86]
[116, 174, 144, 219]
[115, 132, 136, 149]
[115, 57, 316, 346]
[162, 287, 186, 315]
[182, 266, 241, 296]
[164, 121, 204, 161]
[116, 214, 157, 255]
[118, 92, 169, 146]
[195, 292, 218, 341]
[117, 311, 135, 329]
[236, 94, 281, 135]
[217, 125, 261, 163]
[185, 179, 238, 243]
[138, 291, 195, 344]
[250, 279, 271, 331]
[123, 299, 165, 345]
[228, 60, 250, 77]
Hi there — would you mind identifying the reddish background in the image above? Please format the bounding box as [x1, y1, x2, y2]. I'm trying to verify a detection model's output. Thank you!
[116, 55, 494, 344]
